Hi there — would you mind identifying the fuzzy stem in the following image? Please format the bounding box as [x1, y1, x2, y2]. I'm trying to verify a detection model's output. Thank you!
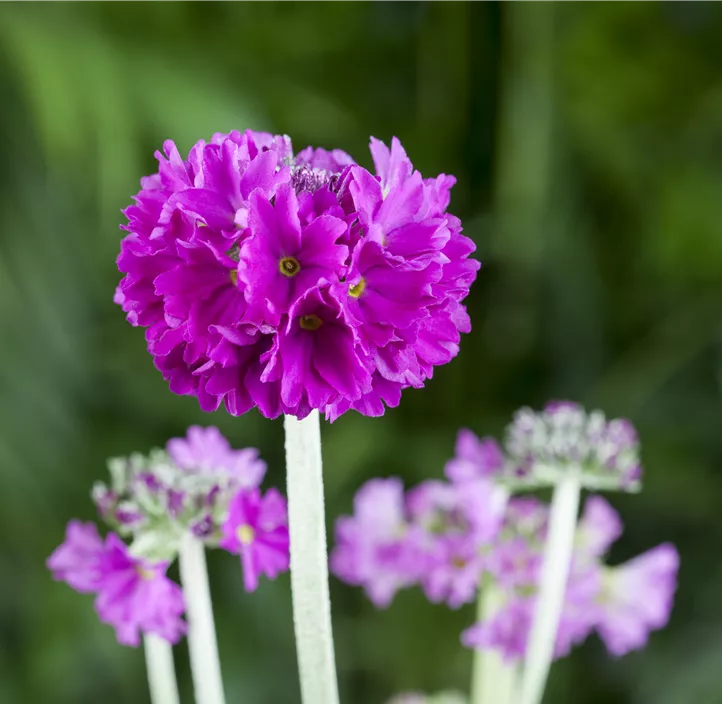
[471, 580, 519, 704]
[284, 410, 339, 704]
[499, 661, 521, 704]
[519, 471, 581, 704]
[178, 534, 226, 704]
[143, 634, 180, 704]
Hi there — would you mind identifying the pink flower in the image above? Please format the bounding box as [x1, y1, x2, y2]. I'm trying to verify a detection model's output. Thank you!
[596, 543, 679, 656]
[331, 478, 421, 607]
[47, 523, 186, 647]
[219, 488, 290, 592]
[444, 428, 505, 483]
[47, 520, 105, 593]
[94, 534, 186, 646]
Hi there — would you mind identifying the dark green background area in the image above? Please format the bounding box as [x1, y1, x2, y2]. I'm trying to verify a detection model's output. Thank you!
[1, 2, 721, 703]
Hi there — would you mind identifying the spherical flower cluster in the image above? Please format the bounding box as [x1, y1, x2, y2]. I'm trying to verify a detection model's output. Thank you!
[47, 521, 186, 646]
[387, 693, 468, 704]
[48, 426, 291, 645]
[333, 424, 678, 664]
[94, 425, 268, 546]
[115, 130, 479, 420]
[503, 401, 643, 490]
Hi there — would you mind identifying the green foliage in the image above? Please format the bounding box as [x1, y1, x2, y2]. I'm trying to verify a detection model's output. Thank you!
[1, 3, 721, 703]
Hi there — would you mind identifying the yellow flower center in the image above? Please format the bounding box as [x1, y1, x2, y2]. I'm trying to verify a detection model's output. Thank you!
[229, 269, 238, 286]
[237, 524, 255, 545]
[299, 314, 323, 331]
[136, 566, 156, 581]
[349, 278, 366, 299]
[279, 256, 300, 277]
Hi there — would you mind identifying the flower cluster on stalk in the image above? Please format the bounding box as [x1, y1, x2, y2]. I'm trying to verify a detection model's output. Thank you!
[47, 426, 290, 645]
[387, 693, 468, 704]
[331, 402, 678, 665]
[115, 131, 478, 420]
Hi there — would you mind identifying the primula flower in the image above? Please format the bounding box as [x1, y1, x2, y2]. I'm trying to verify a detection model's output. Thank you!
[444, 428, 505, 484]
[219, 487, 290, 592]
[47, 520, 105, 593]
[48, 524, 186, 646]
[116, 130, 478, 420]
[166, 424, 267, 486]
[95, 534, 186, 646]
[596, 543, 679, 656]
[330, 478, 421, 607]
[387, 693, 468, 704]
[405, 479, 506, 608]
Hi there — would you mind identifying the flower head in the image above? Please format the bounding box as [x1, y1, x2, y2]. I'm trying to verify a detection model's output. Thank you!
[219, 487, 290, 592]
[116, 131, 478, 420]
[387, 693, 468, 704]
[93, 426, 267, 553]
[503, 401, 642, 491]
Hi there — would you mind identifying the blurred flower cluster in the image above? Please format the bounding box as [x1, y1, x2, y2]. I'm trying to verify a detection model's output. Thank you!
[48, 426, 290, 645]
[115, 131, 479, 421]
[332, 402, 678, 666]
[387, 692, 468, 704]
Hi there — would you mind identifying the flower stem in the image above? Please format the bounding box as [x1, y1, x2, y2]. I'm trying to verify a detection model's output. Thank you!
[519, 470, 581, 704]
[284, 410, 340, 704]
[470, 580, 519, 704]
[178, 534, 226, 704]
[143, 634, 180, 704]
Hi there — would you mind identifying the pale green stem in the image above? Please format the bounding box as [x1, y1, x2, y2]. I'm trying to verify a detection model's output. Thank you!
[178, 534, 226, 704]
[284, 411, 339, 704]
[519, 471, 581, 704]
[143, 634, 180, 704]
[471, 580, 520, 704]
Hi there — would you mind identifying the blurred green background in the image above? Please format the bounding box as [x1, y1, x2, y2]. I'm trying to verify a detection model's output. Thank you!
[1, 2, 721, 703]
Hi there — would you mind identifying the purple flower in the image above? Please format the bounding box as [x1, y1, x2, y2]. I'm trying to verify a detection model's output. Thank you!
[445, 428, 505, 483]
[262, 286, 373, 413]
[461, 568, 602, 662]
[47, 521, 105, 593]
[595, 543, 679, 656]
[94, 534, 186, 646]
[331, 478, 420, 607]
[167, 425, 232, 470]
[418, 534, 486, 609]
[219, 487, 290, 592]
[48, 524, 186, 647]
[166, 425, 266, 487]
[239, 184, 348, 326]
[575, 495, 623, 562]
[116, 132, 478, 420]
[487, 536, 542, 591]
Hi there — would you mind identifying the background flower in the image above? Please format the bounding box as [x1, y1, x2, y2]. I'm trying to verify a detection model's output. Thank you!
[47, 525, 186, 647]
[219, 487, 290, 592]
